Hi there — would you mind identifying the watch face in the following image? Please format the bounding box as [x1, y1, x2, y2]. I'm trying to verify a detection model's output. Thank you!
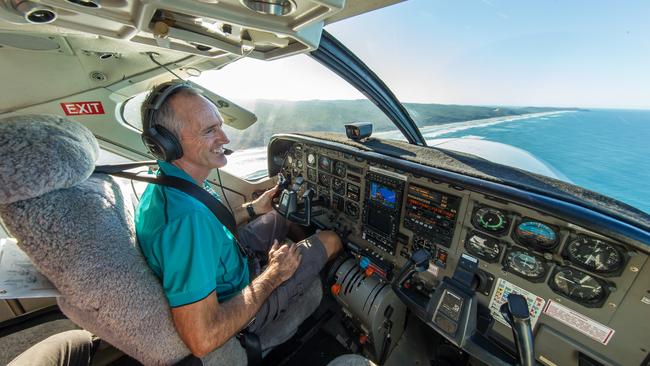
[247, 203, 256, 218]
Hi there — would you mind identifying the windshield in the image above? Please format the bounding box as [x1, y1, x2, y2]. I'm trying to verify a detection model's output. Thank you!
[194, 0, 649, 214]
[326, 0, 650, 213]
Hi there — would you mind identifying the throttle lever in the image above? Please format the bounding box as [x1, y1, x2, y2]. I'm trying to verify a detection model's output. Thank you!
[499, 294, 535, 366]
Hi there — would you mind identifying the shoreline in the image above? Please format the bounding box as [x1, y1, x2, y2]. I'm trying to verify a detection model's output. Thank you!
[371, 110, 574, 140]
[409, 110, 575, 139]
[418, 110, 574, 132]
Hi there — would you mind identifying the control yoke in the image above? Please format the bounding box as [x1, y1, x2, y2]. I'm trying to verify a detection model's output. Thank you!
[500, 294, 535, 366]
[273, 173, 322, 226]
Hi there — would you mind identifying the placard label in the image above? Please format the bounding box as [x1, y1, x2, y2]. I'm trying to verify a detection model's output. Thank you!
[488, 278, 546, 328]
[543, 300, 615, 345]
[60, 101, 105, 116]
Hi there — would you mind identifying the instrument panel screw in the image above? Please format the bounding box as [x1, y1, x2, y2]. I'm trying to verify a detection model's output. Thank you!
[608, 303, 617, 308]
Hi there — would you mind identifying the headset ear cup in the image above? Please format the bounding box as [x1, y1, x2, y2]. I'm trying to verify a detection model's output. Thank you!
[141, 133, 165, 161]
[154, 125, 183, 161]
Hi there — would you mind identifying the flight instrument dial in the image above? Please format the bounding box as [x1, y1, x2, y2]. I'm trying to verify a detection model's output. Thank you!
[465, 232, 502, 262]
[566, 236, 624, 273]
[514, 220, 559, 250]
[472, 207, 509, 235]
[550, 267, 608, 306]
[504, 249, 547, 280]
[334, 161, 347, 178]
[307, 152, 316, 166]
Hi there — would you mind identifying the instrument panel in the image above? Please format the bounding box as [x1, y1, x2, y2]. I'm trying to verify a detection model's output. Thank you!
[275, 138, 649, 365]
[279, 142, 644, 305]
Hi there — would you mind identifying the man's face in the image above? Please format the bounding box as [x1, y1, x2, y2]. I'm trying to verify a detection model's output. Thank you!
[171, 94, 230, 172]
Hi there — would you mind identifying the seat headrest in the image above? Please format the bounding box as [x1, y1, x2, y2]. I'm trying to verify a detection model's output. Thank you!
[0, 114, 98, 204]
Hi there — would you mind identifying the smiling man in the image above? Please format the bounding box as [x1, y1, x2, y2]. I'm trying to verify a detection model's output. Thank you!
[134, 82, 342, 358]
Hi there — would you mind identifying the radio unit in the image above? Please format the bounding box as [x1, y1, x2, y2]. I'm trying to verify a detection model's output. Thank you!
[403, 184, 460, 248]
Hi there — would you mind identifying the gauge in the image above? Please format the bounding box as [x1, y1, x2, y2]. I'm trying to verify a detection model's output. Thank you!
[307, 152, 316, 166]
[318, 156, 331, 172]
[465, 232, 501, 262]
[514, 220, 558, 250]
[286, 155, 293, 165]
[550, 267, 607, 305]
[297, 160, 303, 169]
[307, 168, 317, 182]
[566, 236, 624, 273]
[345, 202, 359, 218]
[472, 207, 509, 234]
[504, 249, 547, 280]
[318, 173, 330, 187]
[334, 161, 347, 177]
[332, 178, 345, 195]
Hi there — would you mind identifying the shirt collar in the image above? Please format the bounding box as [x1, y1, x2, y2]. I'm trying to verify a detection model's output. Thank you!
[157, 160, 221, 200]
[157, 160, 202, 185]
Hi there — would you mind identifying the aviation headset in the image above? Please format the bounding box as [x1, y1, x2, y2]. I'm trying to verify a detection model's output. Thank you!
[141, 81, 196, 162]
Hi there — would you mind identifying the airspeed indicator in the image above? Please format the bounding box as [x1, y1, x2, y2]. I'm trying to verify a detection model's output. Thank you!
[472, 207, 509, 235]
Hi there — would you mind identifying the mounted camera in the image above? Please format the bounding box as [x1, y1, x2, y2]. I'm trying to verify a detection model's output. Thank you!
[345, 122, 373, 141]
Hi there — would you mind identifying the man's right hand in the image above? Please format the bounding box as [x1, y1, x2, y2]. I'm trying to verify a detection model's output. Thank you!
[171, 239, 302, 357]
[266, 240, 302, 286]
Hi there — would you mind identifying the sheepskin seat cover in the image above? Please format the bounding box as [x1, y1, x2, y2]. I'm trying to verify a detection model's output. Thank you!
[0, 115, 246, 365]
[0, 114, 98, 204]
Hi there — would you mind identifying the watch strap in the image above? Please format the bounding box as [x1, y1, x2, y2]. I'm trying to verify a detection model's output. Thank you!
[246, 203, 256, 219]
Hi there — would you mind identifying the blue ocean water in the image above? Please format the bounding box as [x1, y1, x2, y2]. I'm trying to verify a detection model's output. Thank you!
[433, 109, 650, 214]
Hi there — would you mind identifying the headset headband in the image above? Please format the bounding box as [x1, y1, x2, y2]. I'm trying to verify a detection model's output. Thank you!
[141, 81, 196, 161]
[142, 81, 193, 133]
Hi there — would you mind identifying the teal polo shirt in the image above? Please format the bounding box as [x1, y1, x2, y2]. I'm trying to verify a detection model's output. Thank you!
[135, 161, 249, 307]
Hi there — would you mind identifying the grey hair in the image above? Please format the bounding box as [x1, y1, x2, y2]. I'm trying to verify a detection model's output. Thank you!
[141, 86, 203, 138]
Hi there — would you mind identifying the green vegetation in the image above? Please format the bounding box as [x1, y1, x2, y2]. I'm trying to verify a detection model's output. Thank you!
[224, 99, 574, 150]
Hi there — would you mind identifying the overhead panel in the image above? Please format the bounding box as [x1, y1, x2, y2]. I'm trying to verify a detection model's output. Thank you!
[0, 0, 349, 60]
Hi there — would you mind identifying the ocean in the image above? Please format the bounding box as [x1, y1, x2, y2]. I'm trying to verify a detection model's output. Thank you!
[420, 109, 650, 214]
[225, 109, 650, 215]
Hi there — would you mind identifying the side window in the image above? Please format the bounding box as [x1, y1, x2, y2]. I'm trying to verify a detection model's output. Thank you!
[97, 147, 132, 165]
[120, 92, 147, 132]
[119, 55, 391, 180]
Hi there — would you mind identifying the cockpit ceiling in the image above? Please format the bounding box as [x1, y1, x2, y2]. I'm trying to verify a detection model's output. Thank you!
[0, 0, 403, 60]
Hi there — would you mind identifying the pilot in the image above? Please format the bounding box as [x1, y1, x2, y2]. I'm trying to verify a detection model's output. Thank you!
[134, 82, 342, 358]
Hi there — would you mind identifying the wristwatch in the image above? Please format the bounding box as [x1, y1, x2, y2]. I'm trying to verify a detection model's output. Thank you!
[246, 203, 256, 219]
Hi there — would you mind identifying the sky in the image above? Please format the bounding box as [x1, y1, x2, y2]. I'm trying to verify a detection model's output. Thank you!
[199, 0, 650, 109]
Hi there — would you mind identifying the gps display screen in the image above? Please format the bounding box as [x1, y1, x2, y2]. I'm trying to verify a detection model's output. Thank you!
[369, 182, 396, 209]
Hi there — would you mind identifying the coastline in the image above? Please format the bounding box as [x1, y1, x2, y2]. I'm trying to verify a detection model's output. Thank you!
[412, 110, 574, 139]
[419, 110, 572, 131]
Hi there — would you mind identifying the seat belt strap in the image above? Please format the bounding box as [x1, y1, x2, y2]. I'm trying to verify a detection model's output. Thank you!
[236, 331, 263, 366]
[93, 163, 242, 254]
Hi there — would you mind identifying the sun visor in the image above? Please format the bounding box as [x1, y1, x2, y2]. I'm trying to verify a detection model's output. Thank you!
[187, 81, 257, 130]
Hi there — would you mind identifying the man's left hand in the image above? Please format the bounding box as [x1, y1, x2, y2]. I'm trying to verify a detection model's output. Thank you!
[251, 184, 279, 215]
